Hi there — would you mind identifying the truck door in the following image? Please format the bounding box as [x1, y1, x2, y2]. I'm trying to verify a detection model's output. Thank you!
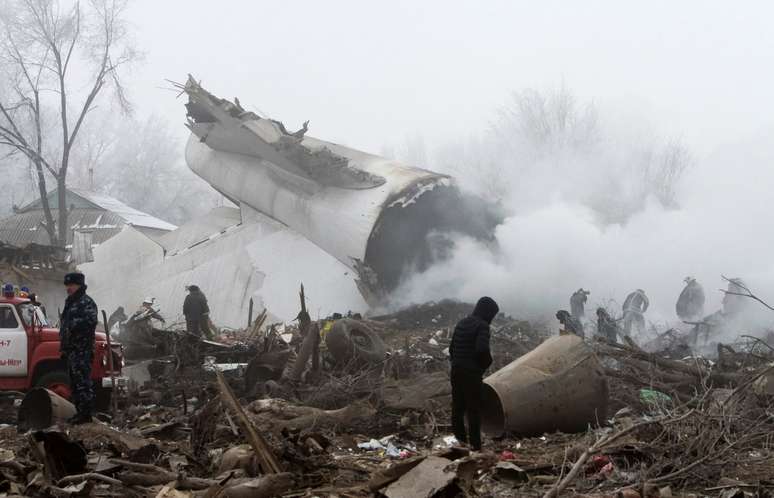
[0, 304, 28, 376]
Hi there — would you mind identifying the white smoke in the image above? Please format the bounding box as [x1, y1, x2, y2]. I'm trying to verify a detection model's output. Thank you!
[393, 118, 774, 333]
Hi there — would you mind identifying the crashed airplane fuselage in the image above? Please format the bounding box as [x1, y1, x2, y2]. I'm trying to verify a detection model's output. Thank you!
[181, 76, 495, 299]
[82, 78, 496, 326]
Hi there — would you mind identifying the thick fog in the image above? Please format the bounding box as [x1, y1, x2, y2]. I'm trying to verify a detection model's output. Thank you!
[3, 0, 774, 328]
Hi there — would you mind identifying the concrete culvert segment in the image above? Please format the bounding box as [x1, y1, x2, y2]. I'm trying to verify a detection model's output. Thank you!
[18, 387, 76, 432]
[481, 334, 609, 436]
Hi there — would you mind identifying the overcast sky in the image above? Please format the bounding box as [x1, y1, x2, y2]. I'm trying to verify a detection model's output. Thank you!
[124, 0, 774, 159]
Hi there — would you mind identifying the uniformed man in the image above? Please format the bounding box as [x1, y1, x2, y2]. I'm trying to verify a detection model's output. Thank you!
[60, 272, 98, 424]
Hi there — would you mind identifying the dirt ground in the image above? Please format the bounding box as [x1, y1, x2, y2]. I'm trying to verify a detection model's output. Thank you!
[2, 300, 774, 497]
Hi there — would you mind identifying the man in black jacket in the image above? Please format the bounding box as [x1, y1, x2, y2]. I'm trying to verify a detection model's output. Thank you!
[60, 272, 98, 424]
[183, 285, 211, 339]
[449, 296, 499, 450]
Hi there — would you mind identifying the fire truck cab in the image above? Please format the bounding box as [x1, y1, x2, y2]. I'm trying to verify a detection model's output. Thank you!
[0, 295, 123, 406]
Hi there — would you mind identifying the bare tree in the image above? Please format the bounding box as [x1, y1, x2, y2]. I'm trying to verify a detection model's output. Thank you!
[492, 86, 599, 160]
[65, 112, 222, 225]
[644, 138, 691, 208]
[0, 0, 136, 246]
[445, 86, 692, 220]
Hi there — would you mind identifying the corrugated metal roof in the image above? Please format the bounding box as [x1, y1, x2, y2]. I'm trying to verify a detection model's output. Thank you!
[17, 188, 177, 232]
[67, 188, 177, 231]
[0, 208, 124, 247]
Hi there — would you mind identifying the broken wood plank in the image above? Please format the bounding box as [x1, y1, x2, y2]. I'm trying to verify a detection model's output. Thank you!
[290, 322, 318, 381]
[57, 472, 122, 487]
[382, 456, 455, 498]
[214, 369, 281, 474]
[221, 473, 295, 498]
[69, 422, 152, 453]
[366, 456, 425, 491]
[116, 471, 215, 490]
[26, 433, 52, 483]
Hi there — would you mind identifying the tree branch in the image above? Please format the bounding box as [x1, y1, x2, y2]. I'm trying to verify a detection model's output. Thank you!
[720, 275, 774, 312]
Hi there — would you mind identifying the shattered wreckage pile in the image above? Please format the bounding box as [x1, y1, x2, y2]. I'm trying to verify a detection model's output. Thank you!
[3, 297, 774, 498]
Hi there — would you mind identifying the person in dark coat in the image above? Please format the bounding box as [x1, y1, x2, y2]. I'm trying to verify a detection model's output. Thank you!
[596, 307, 618, 343]
[676, 277, 705, 322]
[60, 272, 98, 424]
[183, 285, 211, 338]
[556, 309, 584, 338]
[570, 288, 590, 320]
[449, 296, 499, 450]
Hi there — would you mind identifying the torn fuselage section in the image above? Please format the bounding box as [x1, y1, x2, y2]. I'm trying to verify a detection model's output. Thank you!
[181, 75, 386, 190]
[178, 75, 499, 306]
[359, 179, 501, 301]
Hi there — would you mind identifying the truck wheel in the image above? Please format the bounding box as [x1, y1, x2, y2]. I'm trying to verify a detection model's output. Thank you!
[325, 319, 387, 365]
[35, 370, 72, 400]
[95, 387, 112, 412]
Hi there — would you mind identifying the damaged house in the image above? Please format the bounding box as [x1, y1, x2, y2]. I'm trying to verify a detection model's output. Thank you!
[81, 76, 497, 326]
[0, 187, 176, 308]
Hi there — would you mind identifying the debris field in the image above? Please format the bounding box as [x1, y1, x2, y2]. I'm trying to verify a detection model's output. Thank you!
[2, 294, 774, 498]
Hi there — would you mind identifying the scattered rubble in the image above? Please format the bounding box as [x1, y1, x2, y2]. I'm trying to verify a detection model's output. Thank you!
[3, 295, 774, 497]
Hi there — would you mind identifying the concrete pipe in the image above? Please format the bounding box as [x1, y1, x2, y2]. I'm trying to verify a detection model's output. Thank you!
[481, 334, 608, 436]
[17, 387, 76, 432]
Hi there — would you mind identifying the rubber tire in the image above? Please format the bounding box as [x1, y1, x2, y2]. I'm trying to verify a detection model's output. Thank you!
[325, 319, 387, 365]
[35, 370, 71, 399]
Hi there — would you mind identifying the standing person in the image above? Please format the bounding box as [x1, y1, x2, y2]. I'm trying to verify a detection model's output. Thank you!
[622, 289, 649, 335]
[556, 310, 585, 338]
[722, 278, 748, 317]
[676, 277, 705, 322]
[449, 296, 499, 451]
[60, 272, 98, 424]
[596, 308, 618, 343]
[570, 288, 590, 320]
[183, 285, 211, 339]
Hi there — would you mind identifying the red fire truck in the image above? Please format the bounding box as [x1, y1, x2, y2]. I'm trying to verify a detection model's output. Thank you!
[0, 295, 123, 407]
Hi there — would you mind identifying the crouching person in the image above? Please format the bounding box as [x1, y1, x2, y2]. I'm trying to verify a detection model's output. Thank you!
[449, 296, 499, 451]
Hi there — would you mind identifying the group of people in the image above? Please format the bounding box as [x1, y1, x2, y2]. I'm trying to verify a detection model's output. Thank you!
[556, 287, 651, 341]
[554, 277, 725, 343]
[449, 276, 749, 451]
[11, 271, 752, 441]
[116, 285, 213, 341]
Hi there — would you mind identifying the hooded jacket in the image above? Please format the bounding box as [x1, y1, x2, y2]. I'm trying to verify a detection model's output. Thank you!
[449, 297, 499, 374]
